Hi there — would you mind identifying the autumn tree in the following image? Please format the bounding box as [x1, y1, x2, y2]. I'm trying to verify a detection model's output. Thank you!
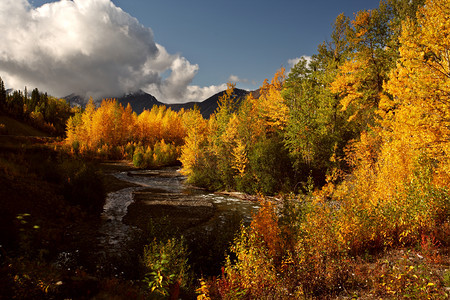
[179, 106, 211, 184]
[334, 0, 450, 249]
[329, 2, 394, 132]
[244, 69, 292, 194]
[120, 103, 136, 145]
[256, 69, 288, 132]
[66, 110, 82, 152]
[282, 15, 355, 188]
[381, 0, 450, 185]
[209, 83, 241, 189]
[226, 93, 260, 191]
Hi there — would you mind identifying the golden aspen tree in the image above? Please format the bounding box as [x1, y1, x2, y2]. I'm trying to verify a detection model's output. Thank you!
[382, 0, 450, 184]
[257, 68, 288, 131]
[136, 109, 153, 144]
[222, 113, 248, 177]
[80, 98, 96, 150]
[179, 108, 208, 178]
[330, 2, 396, 130]
[334, 0, 449, 248]
[65, 111, 83, 152]
[90, 99, 119, 147]
[209, 83, 240, 188]
[121, 103, 136, 144]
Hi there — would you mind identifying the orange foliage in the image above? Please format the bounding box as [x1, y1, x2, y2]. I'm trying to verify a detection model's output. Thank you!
[250, 199, 282, 259]
[256, 68, 288, 131]
[65, 99, 186, 164]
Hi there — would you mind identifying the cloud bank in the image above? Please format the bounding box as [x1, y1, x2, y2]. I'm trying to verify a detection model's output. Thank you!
[0, 0, 224, 103]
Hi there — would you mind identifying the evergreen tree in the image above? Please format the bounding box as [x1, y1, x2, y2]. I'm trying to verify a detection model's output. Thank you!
[210, 83, 238, 189]
[282, 14, 353, 182]
[30, 88, 40, 113]
[8, 90, 24, 117]
[0, 77, 6, 110]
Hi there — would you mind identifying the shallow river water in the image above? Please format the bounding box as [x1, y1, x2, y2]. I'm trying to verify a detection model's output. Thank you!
[57, 167, 259, 277]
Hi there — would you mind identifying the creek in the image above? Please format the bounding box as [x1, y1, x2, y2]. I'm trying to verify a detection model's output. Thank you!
[54, 166, 259, 278]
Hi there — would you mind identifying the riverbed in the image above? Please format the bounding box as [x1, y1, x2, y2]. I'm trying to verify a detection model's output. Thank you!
[55, 163, 259, 278]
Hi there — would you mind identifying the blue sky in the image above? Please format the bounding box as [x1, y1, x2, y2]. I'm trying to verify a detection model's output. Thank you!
[108, 0, 381, 89]
[4, 0, 381, 103]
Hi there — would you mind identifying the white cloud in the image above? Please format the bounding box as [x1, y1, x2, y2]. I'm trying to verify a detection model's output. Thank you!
[288, 55, 312, 72]
[227, 75, 239, 82]
[141, 44, 226, 102]
[0, 0, 223, 103]
[185, 83, 228, 102]
[227, 74, 253, 85]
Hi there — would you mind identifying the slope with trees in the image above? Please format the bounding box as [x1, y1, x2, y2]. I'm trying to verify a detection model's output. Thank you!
[0, 78, 73, 136]
[196, 0, 449, 298]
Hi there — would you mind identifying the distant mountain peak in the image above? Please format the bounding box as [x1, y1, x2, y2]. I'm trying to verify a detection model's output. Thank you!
[166, 88, 250, 118]
[63, 88, 254, 118]
[63, 93, 88, 107]
[123, 89, 146, 97]
[117, 91, 162, 112]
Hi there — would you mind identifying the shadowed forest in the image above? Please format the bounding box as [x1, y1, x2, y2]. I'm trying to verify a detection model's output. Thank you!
[0, 0, 449, 298]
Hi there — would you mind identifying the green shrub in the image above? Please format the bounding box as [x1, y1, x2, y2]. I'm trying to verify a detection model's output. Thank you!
[132, 146, 145, 168]
[142, 237, 192, 298]
[71, 140, 80, 154]
[143, 146, 154, 168]
[124, 142, 135, 160]
[246, 136, 293, 195]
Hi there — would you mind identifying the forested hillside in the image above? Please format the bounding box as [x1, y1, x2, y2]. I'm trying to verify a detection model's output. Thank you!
[0, 79, 73, 136]
[191, 0, 450, 298]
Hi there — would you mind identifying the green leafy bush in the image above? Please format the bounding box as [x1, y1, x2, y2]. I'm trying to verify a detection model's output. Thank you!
[142, 237, 191, 298]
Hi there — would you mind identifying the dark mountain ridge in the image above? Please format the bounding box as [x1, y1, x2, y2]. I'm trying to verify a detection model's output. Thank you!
[167, 88, 250, 118]
[63, 88, 254, 118]
[116, 90, 162, 113]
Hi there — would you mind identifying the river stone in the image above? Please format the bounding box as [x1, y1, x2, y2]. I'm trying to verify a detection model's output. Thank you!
[123, 189, 215, 232]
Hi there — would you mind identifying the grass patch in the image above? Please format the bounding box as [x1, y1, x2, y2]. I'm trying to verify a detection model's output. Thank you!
[0, 113, 47, 137]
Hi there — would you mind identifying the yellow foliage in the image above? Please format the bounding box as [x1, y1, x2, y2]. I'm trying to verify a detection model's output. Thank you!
[257, 68, 288, 131]
[196, 278, 211, 300]
[332, 0, 450, 250]
[179, 109, 209, 177]
[231, 139, 248, 177]
[224, 225, 278, 296]
[65, 98, 186, 162]
[383, 0, 450, 184]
